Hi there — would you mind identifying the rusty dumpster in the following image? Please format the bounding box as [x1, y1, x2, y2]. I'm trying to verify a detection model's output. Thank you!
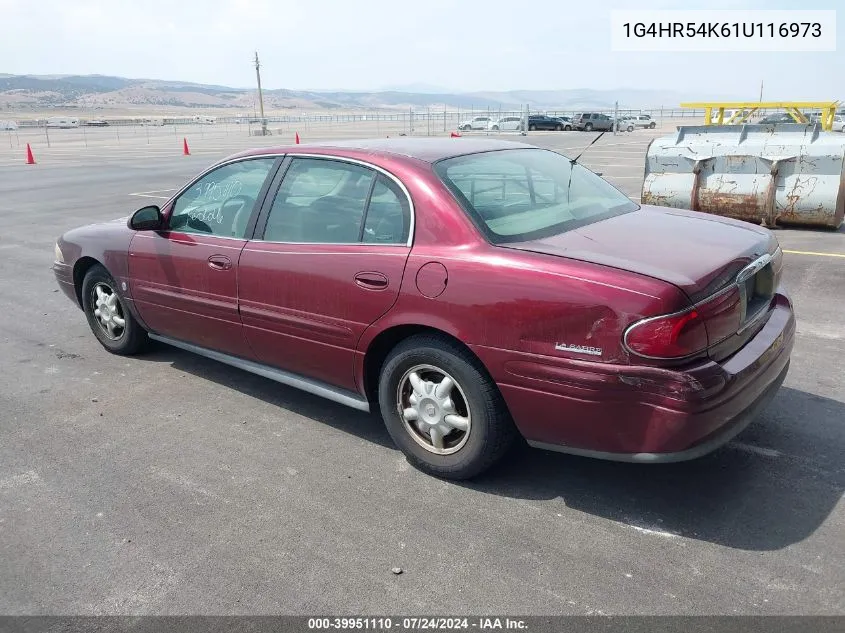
[642, 124, 845, 229]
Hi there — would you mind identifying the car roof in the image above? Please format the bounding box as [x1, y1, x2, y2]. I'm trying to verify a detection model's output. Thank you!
[233, 137, 535, 164]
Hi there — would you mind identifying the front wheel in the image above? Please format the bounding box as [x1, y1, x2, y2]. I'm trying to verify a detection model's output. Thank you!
[564, 125, 572, 130]
[81, 264, 148, 355]
[649, 122, 656, 128]
[378, 335, 517, 480]
[528, 125, 536, 131]
[491, 125, 499, 131]
[627, 125, 634, 132]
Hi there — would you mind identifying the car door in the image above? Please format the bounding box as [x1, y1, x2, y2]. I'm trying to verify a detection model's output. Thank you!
[238, 155, 413, 391]
[128, 156, 280, 358]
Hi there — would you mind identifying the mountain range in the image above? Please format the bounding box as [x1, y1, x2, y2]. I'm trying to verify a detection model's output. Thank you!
[0, 73, 689, 112]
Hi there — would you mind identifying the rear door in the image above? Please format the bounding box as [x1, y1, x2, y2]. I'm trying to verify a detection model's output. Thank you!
[238, 156, 413, 391]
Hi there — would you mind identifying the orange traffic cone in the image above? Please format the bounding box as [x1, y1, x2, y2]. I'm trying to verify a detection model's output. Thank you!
[295, 132, 300, 144]
[182, 138, 191, 155]
[25, 143, 36, 164]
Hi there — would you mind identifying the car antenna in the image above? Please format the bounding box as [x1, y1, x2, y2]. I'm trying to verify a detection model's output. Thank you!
[567, 131, 607, 205]
[570, 131, 606, 164]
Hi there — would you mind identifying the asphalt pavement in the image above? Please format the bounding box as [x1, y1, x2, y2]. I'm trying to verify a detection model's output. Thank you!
[0, 127, 842, 616]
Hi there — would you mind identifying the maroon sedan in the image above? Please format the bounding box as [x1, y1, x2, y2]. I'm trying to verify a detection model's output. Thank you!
[52, 138, 794, 479]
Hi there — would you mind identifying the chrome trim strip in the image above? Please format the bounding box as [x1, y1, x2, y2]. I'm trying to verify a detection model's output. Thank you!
[132, 233, 247, 246]
[149, 334, 370, 412]
[622, 252, 775, 361]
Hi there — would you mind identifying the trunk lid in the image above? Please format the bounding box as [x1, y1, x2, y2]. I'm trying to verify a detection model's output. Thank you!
[503, 205, 778, 303]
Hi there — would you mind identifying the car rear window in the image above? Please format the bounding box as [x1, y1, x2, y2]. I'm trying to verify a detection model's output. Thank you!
[434, 148, 638, 244]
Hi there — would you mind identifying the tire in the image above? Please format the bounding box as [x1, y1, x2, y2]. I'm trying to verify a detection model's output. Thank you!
[564, 125, 572, 131]
[555, 124, 562, 131]
[585, 123, 593, 131]
[491, 125, 499, 131]
[461, 125, 470, 131]
[81, 264, 148, 355]
[627, 125, 634, 132]
[649, 122, 656, 128]
[378, 334, 518, 480]
[528, 125, 536, 131]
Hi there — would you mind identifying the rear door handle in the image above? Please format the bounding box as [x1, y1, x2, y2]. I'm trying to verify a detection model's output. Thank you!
[208, 255, 232, 271]
[354, 271, 389, 290]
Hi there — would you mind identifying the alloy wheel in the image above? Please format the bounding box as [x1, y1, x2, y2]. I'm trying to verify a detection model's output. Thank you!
[396, 364, 472, 455]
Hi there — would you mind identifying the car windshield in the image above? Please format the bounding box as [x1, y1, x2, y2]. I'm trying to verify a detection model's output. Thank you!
[434, 148, 638, 244]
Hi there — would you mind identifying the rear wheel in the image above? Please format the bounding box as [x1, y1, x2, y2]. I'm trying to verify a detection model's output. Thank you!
[81, 264, 148, 355]
[378, 335, 517, 480]
[627, 125, 634, 132]
[528, 125, 536, 131]
[585, 123, 593, 131]
[491, 125, 499, 131]
[555, 124, 562, 131]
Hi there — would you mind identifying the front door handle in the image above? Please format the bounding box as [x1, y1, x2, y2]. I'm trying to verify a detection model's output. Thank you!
[354, 271, 389, 290]
[208, 255, 232, 271]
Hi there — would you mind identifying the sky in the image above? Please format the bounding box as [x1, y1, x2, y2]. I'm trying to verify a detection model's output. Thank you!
[0, 0, 843, 99]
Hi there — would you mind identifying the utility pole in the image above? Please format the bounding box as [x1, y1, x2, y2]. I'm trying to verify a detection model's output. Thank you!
[254, 51, 267, 136]
[614, 100, 619, 135]
[759, 80, 764, 102]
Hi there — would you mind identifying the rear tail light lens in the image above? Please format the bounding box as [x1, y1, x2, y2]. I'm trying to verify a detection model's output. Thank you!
[624, 309, 708, 359]
[624, 287, 744, 360]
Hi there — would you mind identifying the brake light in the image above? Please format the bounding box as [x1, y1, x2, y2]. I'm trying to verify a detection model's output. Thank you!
[624, 286, 745, 360]
[624, 309, 708, 359]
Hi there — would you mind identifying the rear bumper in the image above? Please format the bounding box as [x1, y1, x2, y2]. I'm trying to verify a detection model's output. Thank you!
[471, 295, 795, 461]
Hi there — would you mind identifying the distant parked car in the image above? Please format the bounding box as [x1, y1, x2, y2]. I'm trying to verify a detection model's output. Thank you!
[630, 114, 657, 129]
[612, 117, 635, 132]
[709, 109, 751, 124]
[488, 116, 523, 131]
[83, 120, 109, 127]
[832, 115, 845, 132]
[551, 116, 573, 130]
[46, 117, 80, 129]
[527, 115, 565, 131]
[0, 120, 17, 130]
[572, 113, 614, 132]
[458, 116, 493, 131]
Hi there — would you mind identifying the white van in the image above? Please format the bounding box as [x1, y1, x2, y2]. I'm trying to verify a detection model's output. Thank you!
[709, 109, 750, 125]
[46, 117, 80, 129]
[193, 115, 217, 125]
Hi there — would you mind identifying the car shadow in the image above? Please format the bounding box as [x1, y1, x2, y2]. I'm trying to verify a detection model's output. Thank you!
[137, 343, 843, 552]
[139, 341, 393, 449]
[467, 386, 845, 552]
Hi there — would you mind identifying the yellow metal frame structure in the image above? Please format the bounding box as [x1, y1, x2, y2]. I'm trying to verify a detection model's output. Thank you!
[680, 101, 839, 131]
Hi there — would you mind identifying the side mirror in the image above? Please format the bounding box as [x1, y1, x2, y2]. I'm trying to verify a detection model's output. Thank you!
[129, 205, 163, 231]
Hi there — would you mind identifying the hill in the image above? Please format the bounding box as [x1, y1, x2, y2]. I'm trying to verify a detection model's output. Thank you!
[0, 73, 687, 112]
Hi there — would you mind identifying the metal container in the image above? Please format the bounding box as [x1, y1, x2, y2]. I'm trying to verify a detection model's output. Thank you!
[642, 124, 845, 229]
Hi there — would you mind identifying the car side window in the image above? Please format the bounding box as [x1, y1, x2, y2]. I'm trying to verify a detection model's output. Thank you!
[263, 158, 374, 244]
[262, 158, 411, 245]
[362, 175, 411, 244]
[169, 158, 275, 238]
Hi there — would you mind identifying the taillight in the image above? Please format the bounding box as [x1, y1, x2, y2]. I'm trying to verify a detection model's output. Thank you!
[624, 309, 708, 359]
[624, 286, 745, 360]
